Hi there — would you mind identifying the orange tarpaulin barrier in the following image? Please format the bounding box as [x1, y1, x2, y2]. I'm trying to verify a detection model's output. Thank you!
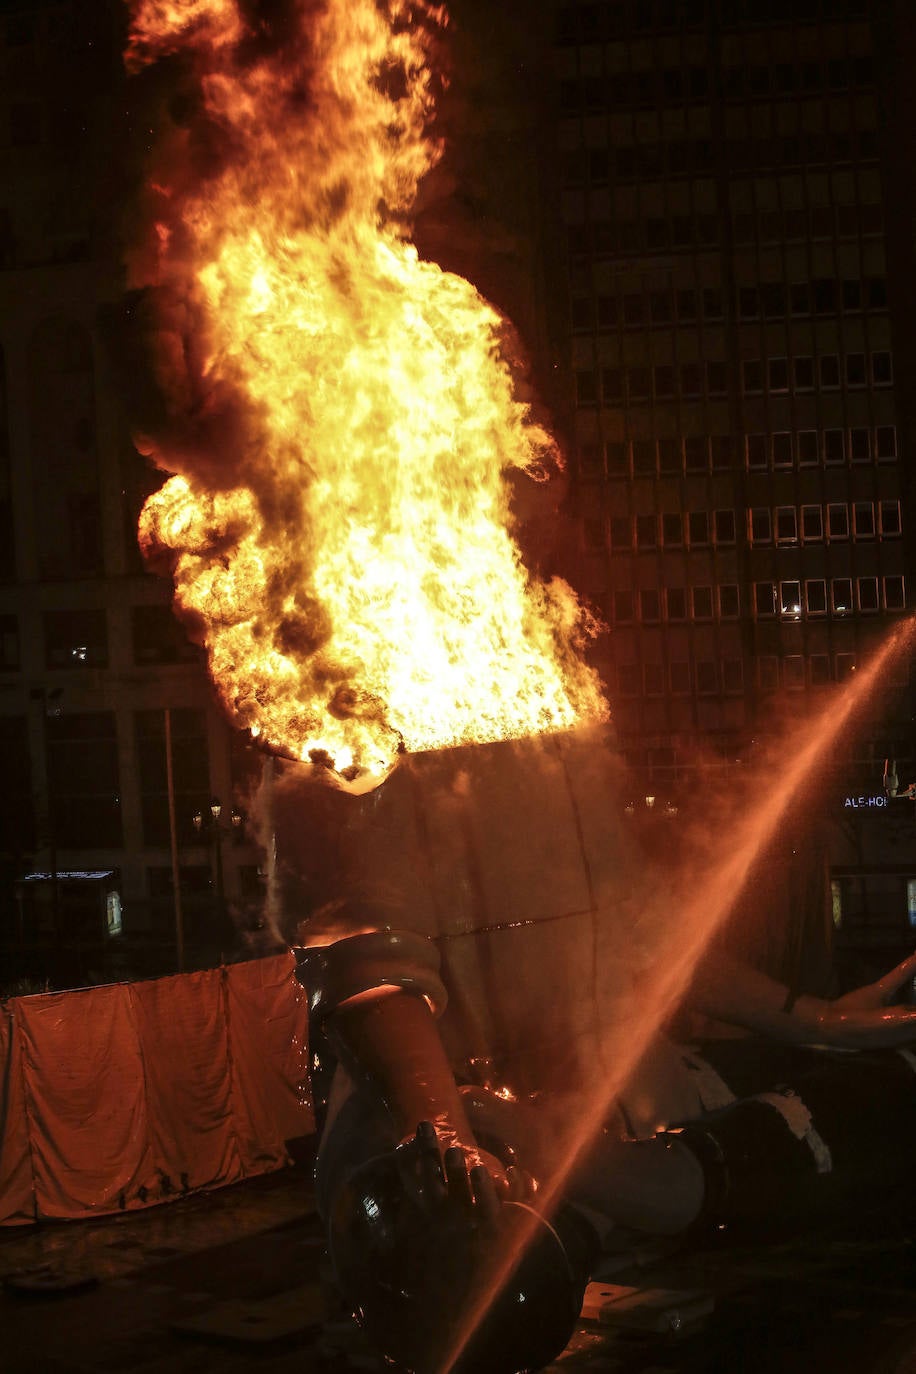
[0, 954, 313, 1225]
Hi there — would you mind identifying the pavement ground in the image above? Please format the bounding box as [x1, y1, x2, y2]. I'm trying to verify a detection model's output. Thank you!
[3, 1146, 916, 1374]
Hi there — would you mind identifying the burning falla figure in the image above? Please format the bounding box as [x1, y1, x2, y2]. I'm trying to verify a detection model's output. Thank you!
[267, 727, 916, 1374]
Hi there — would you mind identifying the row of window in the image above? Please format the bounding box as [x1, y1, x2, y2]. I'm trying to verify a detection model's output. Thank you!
[559, 55, 873, 116]
[605, 575, 906, 624]
[589, 500, 903, 554]
[563, 130, 879, 192]
[575, 351, 893, 407]
[570, 276, 887, 333]
[581, 427, 900, 479]
[0, 605, 200, 673]
[556, 0, 867, 46]
[613, 649, 863, 699]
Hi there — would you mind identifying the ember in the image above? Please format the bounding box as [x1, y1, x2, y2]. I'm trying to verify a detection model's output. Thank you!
[126, 0, 607, 789]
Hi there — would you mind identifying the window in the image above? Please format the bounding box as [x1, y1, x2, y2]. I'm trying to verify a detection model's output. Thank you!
[613, 590, 634, 622]
[711, 435, 734, 469]
[854, 503, 875, 539]
[790, 282, 811, 315]
[575, 369, 598, 406]
[722, 658, 744, 693]
[755, 582, 776, 616]
[132, 604, 200, 666]
[44, 609, 108, 670]
[828, 504, 849, 539]
[662, 512, 683, 546]
[866, 276, 888, 309]
[742, 359, 763, 393]
[842, 280, 862, 311]
[814, 279, 837, 314]
[666, 587, 687, 620]
[836, 652, 857, 681]
[136, 708, 211, 848]
[703, 288, 724, 320]
[597, 295, 618, 328]
[623, 293, 644, 325]
[858, 577, 880, 612]
[583, 518, 605, 550]
[776, 507, 797, 542]
[633, 440, 657, 474]
[677, 289, 697, 321]
[658, 438, 681, 473]
[649, 290, 672, 323]
[885, 576, 906, 610]
[629, 366, 651, 400]
[820, 354, 840, 388]
[849, 428, 870, 463]
[706, 361, 727, 395]
[644, 663, 665, 696]
[610, 516, 631, 549]
[653, 366, 675, 399]
[719, 584, 740, 618]
[750, 507, 771, 543]
[758, 656, 779, 691]
[810, 654, 831, 685]
[783, 656, 805, 689]
[780, 581, 802, 617]
[739, 286, 759, 318]
[639, 589, 661, 622]
[685, 436, 708, 472]
[793, 356, 814, 390]
[845, 352, 866, 387]
[824, 429, 845, 464]
[772, 433, 792, 467]
[690, 584, 714, 623]
[688, 511, 709, 545]
[680, 363, 702, 397]
[746, 434, 768, 469]
[768, 357, 788, 392]
[806, 579, 827, 615]
[571, 297, 593, 332]
[876, 426, 897, 462]
[761, 283, 786, 317]
[696, 660, 718, 695]
[714, 509, 736, 544]
[636, 514, 657, 548]
[670, 661, 691, 694]
[801, 506, 823, 541]
[872, 351, 893, 385]
[880, 500, 902, 536]
[617, 664, 640, 697]
[797, 430, 818, 466]
[0, 614, 19, 670]
[47, 712, 122, 848]
[602, 367, 623, 402]
[832, 578, 853, 613]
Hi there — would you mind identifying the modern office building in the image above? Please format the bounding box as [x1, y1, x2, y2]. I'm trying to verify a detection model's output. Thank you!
[549, 0, 916, 978]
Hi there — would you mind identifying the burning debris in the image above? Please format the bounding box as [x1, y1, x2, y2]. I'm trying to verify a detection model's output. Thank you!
[124, 0, 607, 790]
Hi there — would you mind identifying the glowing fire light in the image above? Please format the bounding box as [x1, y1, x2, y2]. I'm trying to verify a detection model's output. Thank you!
[126, 0, 606, 786]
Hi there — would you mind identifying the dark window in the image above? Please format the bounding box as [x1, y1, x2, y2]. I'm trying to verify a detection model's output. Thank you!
[722, 658, 744, 693]
[633, 440, 657, 474]
[711, 435, 733, 469]
[751, 508, 771, 542]
[685, 435, 708, 471]
[610, 516, 631, 548]
[693, 586, 714, 620]
[865, 277, 887, 309]
[606, 441, 628, 476]
[783, 656, 805, 690]
[854, 503, 875, 538]
[688, 511, 709, 545]
[676, 289, 697, 321]
[742, 359, 763, 393]
[846, 352, 866, 387]
[703, 288, 724, 320]
[639, 589, 661, 622]
[666, 587, 687, 620]
[842, 280, 862, 311]
[790, 282, 811, 315]
[797, 430, 818, 465]
[10, 103, 41, 148]
[0, 613, 19, 669]
[772, 432, 792, 467]
[836, 652, 856, 681]
[578, 442, 604, 477]
[653, 366, 676, 399]
[680, 363, 702, 397]
[849, 428, 870, 463]
[658, 438, 681, 473]
[793, 356, 814, 390]
[636, 514, 657, 548]
[136, 708, 211, 848]
[885, 576, 906, 610]
[761, 283, 786, 317]
[613, 590, 634, 622]
[696, 660, 718, 694]
[824, 429, 845, 464]
[872, 351, 893, 385]
[617, 664, 640, 697]
[44, 608, 108, 670]
[47, 711, 122, 848]
[828, 504, 849, 539]
[597, 295, 618, 328]
[810, 655, 830, 685]
[0, 714, 35, 854]
[132, 604, 201, 666]
[876, 426, 897, 461]
[755, 582, 776, 616]
[832, 578, 853, 612]
[776, 507, 797, 542]
[802, 506, 823, 540]
[644, 662, 665, 695]
[706, 361, 727, 395]
[806, 580, 827, 615]
[858, 577, 879, 612]
[583, 518, 605, 550]
[758, 656, 779, 691]
[738, 286, 759, 318]
[662, 512, 683, 545]
[649, 290, 672, 323]
[820, 355, 840, 388]
[880, 500, 902, 536]
[623, 293, 645, 325]
[719, 584, 739, 618]
[714, 509, 736, 543]
[570, 298, 594, 332]
[575, 370, 597, 405]
[813, 279, 837, 314]
[602, 368, 623, 402]
[768, 358, 788, 392]
[670, 660, 691, 693]
[746, 434, 767, 469]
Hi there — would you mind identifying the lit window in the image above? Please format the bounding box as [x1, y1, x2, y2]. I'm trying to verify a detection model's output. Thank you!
[832, 577, 853, 613]
[755, 582, 777, 617]
[44, 609, 108, 671]
[772, 432, 792, 467]
[880, 500, 902, 536]
[776, 507, 797, 542]
[688, 511, 709, 545]
[692, 586, 714, 619]
[783, 656, 805, 689]
[780, 580, 802, 617]
[885, 575, 906, 611]
[750, 507, 771, 542]
[857, 577, 879, 612]
[801, 506, 823, 540]
[827, 504, 849, 539]
[853, 503, 875, 538]
[806, 580, 827, 615]
[797, 430, 818, 466]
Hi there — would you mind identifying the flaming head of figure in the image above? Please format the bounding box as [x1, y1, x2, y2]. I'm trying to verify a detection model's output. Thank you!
[125, 0, 608, 792]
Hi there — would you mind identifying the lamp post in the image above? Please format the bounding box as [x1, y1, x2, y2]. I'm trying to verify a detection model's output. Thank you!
[192, 796, 243, 927]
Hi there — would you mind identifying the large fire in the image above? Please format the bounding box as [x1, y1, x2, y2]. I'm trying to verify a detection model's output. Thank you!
[126, 0, 607, 786]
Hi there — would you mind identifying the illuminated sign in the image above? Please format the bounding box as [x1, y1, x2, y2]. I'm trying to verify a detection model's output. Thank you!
[843, 795, 888, 809]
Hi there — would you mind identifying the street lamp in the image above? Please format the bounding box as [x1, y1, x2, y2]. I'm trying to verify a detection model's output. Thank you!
[192, 797, 244, 915]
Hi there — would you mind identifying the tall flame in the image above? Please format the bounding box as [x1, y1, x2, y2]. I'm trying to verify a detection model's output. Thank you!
[127, 0, 607, 785]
